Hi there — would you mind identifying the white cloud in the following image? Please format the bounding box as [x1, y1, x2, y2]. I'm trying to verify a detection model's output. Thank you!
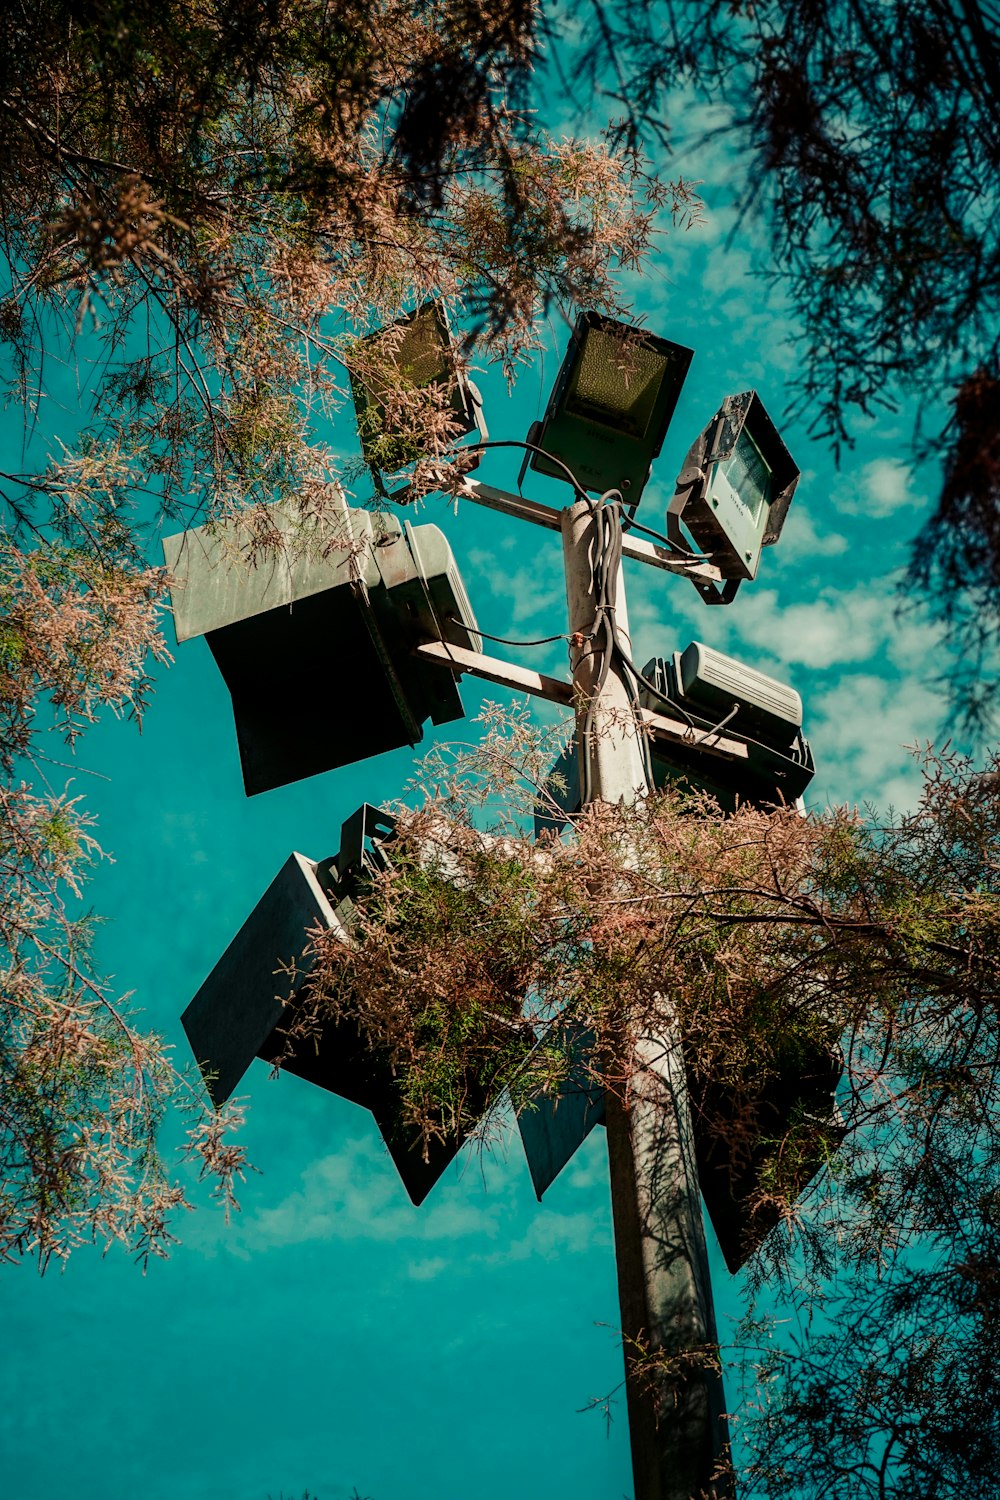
[730, 586, 889, 670]
[482, 1207, 611, 1265]
[862, 458, 913, 515]
[227, 1122, 613, 1278]
[464, 542, 566, 630]
[835, 458, 926, 519]
[808, 671, 943, 812]
[715, 582, 943, 678]
[408, 1256, 450, 1281]
[883, 609, 946, 674]
[234, 1135, 506, 1252]
[564, 1135, 612, 1194]
[772, 499, 850, 562]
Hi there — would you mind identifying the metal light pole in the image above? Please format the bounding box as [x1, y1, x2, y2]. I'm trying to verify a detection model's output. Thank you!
[175, 311, 814, 1500]
[562, 498, 733, 1500]
[173, 474, 754, 1500]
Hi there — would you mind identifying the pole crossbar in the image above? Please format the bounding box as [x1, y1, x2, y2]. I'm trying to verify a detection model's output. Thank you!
[456, 479, 725, 583]
[413, 640, 750, 763]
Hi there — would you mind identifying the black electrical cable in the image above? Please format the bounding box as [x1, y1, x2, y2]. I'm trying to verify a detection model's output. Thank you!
[586, 497, 670, 792]
[465, 475, 803, 772]
[614, 646, 697, 731]
[572, 494, 658, 799]
[608, 582, 807, 760]
[462, 438, 595, 507]
[603, 501, 656, 793]
[456, 436, 713, 569]
[445, 614, 568, 649]
[577, 498, 615, 805]
[691, 703, 740, 744]
[443, 474, 713, 797]
[710, 720, 811, 764]
[620, 510, 704, 562]
[618, 644, 656, 794]
[445, 441, 798, 780]
[605, 501, 657, 793]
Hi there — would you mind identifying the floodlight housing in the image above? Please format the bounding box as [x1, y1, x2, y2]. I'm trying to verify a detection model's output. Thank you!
[528, 311, 693, 502]
[639, 642, 815, 809]
[533, 640, 814, 834]
[348, 301, 485, 499]
[516, 1019, 604, 1200]
[163, 495, 481, 796]
[181, 804, 396, 1112]
[674, 641, 803, 748]
[686, 1029, 843, 1273]
[181, 804, 526, 1205]
[668, 391, 800, 586]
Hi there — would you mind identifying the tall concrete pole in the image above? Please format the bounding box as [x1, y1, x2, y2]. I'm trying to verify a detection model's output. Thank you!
[560, 498, 733, 1500]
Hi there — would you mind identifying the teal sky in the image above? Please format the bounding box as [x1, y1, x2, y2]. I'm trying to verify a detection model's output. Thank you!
[0, 100, 953, 1500]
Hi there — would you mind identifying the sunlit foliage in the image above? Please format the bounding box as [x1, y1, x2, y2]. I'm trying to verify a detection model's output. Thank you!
[0, 1, 697, 1265]
[297, 726, 1000, 1497]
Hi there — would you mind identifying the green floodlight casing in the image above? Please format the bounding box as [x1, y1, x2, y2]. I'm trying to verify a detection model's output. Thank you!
[348, 300, 486, 499]
[533, 639, 815, 833]
[638, 642, 815, 809]
[514, 966, 841, 1275]
[181, 803, 530, 1205]
[668, 390, 800, 586]
[528, 311, 693, 502]
[163, 495, 481, 796]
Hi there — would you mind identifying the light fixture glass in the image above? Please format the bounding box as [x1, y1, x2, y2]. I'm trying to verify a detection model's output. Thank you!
[528, 311, 693, 502]
[667, 390, 799, 585]
[712, 425, 773, 528]
[348, 301, 485, 497]
[564, 324, 672, 438]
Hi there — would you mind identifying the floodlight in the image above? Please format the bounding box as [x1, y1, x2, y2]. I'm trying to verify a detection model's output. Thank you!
[687, 1033, 843, 1273]
[181, 805, 395, 1112]
[516, 1019, 605, 1200]
[639, 641, 815, 809]
[533, 641, 814, 833]
[667, 391, 800, 586]
[527, 311, 693, 501]
[514, 1015, 839, 1272]
[182, 804, 526, 1205]
[348, 301, 486, 498]
[673, 641, 804, 748]
[163, 496, 481, 796]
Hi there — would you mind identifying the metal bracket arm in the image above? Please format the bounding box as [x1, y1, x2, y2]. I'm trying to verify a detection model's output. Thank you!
[456, 480, 725, 585]
[413, 640, 749, 762]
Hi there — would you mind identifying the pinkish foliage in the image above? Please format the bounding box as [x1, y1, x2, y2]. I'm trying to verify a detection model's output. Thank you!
[0, 0, 695, 1266]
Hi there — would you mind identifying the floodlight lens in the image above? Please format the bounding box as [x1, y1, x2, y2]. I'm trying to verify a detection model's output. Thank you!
[393, 303, 451, 389]
[349, 302, 483, 489]
[360, 304, 452, 411]
[565, 326, 671, 440]
[717, 427, 773, 525]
